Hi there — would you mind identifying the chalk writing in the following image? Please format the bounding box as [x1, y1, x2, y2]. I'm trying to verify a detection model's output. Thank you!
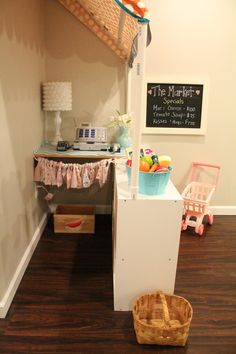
[146, 83, 203, 129]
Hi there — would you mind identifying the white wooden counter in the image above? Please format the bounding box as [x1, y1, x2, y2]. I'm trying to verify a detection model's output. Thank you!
[34, 144, 126, 159]
[113, 161, 183, 310]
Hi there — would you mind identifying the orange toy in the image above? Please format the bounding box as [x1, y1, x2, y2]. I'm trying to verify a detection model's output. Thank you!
[139, 160, 150, 172]
[115, 0, 150, 21]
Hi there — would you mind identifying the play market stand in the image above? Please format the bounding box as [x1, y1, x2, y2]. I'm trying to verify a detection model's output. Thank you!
[113, 162, 183, 310]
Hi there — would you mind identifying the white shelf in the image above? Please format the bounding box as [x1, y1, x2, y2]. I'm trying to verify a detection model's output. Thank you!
[113, 164, 183, 311]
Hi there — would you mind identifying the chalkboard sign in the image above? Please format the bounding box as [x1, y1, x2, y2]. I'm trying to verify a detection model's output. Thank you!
[144, 82, 207, 135]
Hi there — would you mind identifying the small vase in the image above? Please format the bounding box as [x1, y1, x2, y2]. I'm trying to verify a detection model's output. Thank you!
[116, 126, 132, 149]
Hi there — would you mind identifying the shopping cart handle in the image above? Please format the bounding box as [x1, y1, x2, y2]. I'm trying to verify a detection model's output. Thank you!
[192, 162, 221, 170]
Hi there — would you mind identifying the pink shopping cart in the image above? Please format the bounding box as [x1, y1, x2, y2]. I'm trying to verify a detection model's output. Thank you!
[181, 162, 221, 236]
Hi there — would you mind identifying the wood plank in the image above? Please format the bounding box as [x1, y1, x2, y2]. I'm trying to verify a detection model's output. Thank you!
[0, 215, 235, 354]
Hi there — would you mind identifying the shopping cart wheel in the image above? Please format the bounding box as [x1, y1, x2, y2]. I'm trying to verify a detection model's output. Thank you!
[181, 220, 187, 231]
[197, 224, 204, 236]
[208, 214, 214, 225]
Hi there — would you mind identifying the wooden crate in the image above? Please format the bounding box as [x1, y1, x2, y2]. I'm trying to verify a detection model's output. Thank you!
[54, 204, 95, 234]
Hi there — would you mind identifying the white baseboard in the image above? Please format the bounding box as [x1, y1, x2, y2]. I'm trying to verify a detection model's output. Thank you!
[211, 206, 236, 215]
[0, 212, 48, 318]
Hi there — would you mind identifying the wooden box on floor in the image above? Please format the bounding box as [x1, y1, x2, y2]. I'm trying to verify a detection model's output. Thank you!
[53, 204, 95, 234]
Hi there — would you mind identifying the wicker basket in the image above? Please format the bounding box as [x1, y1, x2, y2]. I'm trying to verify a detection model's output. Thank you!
[133, 291, 193, 346]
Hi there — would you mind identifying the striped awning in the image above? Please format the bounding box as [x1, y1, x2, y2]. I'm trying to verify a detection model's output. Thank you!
[57, 0, 150, 61]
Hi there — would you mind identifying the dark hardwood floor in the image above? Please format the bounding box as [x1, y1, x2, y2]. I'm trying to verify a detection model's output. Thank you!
[0, 215, 235, 354]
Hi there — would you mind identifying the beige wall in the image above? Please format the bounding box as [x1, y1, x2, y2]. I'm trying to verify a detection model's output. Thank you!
[0, 0, 46, 301]
[44, 0, 126, 143]
[143, 0, 236, 207]
[45, 0, 236, 209]
[44, 0, 127, 209]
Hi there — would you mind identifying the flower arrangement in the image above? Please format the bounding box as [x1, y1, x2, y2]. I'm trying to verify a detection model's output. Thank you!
[107, 110, 133, 128]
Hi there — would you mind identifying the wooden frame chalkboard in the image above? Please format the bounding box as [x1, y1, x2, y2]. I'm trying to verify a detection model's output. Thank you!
[143, 79, 208, 135]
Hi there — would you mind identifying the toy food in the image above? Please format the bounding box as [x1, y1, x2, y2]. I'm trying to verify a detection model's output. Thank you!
[126, 159, 132, 167]
[139, 160, 150, 172]
[126, 149, 172, 174]
[140, 155, 153, 167]
[144, 148, 153, 156]
[151, 155, 159, 164]
[149, 163, 159, 172]
[158, 155, 172, 168]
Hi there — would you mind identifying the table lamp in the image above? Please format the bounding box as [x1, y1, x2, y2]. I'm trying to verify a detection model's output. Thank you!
[42, 82, 72, 145]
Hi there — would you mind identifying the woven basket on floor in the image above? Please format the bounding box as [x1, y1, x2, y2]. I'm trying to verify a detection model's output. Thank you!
[133, 291, 193, 346]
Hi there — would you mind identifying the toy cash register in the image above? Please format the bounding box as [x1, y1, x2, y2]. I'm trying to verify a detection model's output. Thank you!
[73, 122, 109, 151]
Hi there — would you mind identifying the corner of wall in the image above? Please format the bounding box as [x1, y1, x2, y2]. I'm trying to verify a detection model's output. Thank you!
[0, 212, 48, 318]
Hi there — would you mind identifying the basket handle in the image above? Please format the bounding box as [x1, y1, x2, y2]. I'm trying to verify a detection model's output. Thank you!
[159, 291, 170, 326]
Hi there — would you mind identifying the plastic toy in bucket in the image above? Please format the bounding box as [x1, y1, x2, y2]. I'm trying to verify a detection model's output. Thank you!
[126, 166, 170, 195]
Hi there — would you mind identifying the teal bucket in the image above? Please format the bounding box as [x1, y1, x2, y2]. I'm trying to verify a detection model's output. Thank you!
[126, 166, 170, 195]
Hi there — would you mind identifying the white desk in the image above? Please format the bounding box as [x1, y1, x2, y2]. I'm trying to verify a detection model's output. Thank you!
[113, 161, 183, 310]
[34, 144, 126, 159]
[33, 144, 126, 214]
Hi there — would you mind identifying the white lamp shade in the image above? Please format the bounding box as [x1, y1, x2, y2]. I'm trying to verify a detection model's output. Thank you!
[42, 82, 72, 111]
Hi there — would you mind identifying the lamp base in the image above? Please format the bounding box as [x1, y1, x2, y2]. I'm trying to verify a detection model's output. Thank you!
[51, 110, 63, 146]
[51, 133, 63, 146]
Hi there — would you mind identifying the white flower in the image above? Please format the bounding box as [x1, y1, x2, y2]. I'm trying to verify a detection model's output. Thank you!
[108, 110, 133, 128]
